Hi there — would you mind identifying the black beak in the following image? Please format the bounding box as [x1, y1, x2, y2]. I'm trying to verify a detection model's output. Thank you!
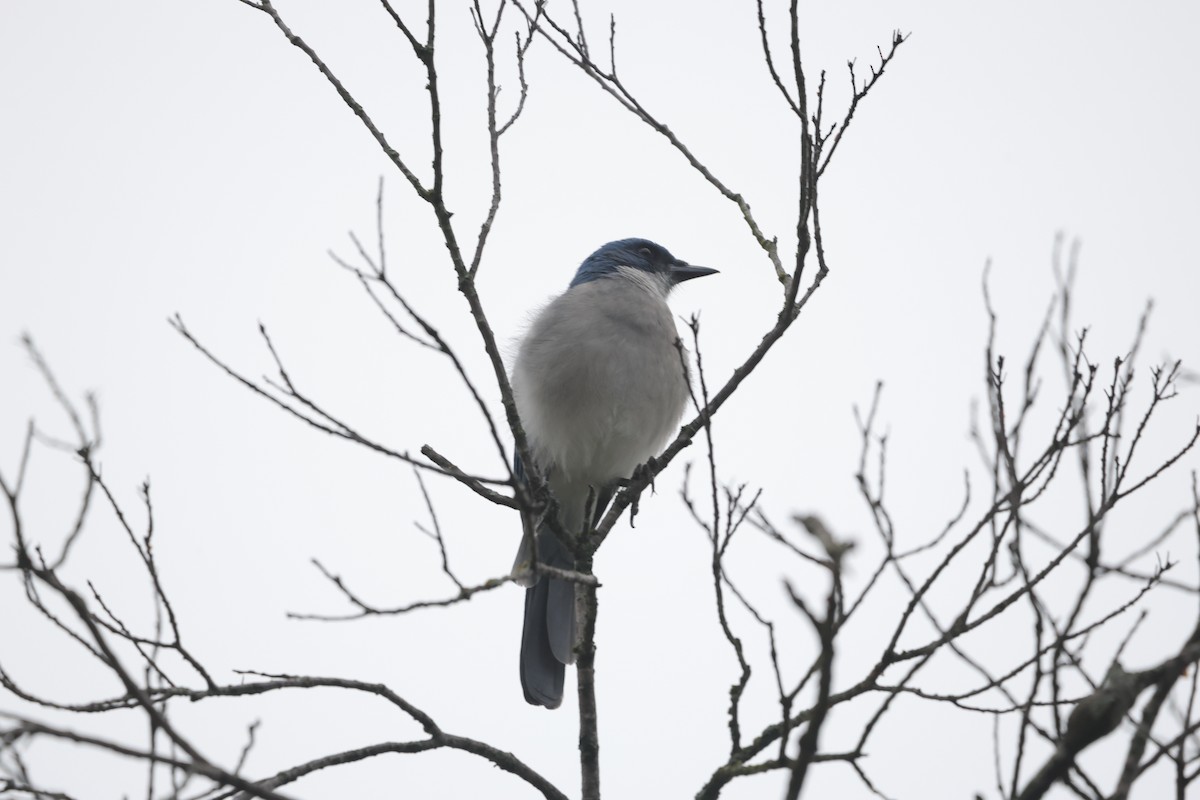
[669, 262, 719, 284]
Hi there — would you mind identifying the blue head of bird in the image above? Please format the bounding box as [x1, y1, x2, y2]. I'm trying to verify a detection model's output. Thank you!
[569, 238, 718, 293]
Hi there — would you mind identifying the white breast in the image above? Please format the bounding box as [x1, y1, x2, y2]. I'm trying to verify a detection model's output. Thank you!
[512, 275, 689, 506]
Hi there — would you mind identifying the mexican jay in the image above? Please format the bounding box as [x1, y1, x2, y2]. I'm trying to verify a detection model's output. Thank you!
[511, 238, 717, 708]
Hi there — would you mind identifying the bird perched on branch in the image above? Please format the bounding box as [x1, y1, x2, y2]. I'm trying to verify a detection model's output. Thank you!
[511, 238, 718, 708]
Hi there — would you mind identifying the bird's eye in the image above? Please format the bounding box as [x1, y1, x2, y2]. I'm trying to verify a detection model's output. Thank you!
[638, 247, 653, 258]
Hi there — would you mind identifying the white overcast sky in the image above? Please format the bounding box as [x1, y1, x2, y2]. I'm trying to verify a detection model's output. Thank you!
[2, 2, 1199, 798]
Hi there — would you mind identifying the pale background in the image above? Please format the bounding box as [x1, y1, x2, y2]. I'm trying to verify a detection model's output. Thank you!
[1, 1, 1198, 798]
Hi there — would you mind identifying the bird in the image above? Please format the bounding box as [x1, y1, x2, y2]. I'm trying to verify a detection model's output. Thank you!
[510, 237, 718, 708]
